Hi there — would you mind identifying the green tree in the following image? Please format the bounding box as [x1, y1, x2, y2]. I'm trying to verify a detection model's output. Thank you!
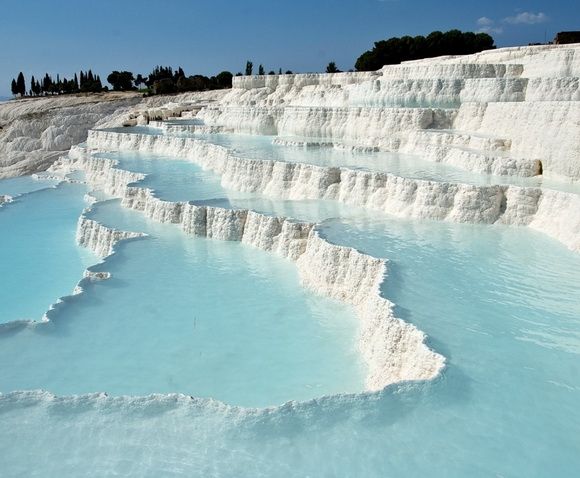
[16, 72, 26, 96]
[154, 78, 177, 94]
[215, 71, 233, 89]
[107, 71, 135, 91]
[245, 61, 253, 76]
[326, 61, 340, 73]
[42, 74, 52, 95]
[146, 66, 173, 87]
[135, 74, 146, 90]
[355, 30, 495, 71]
[10, 79, 17, 96]
[77, 70, 104, 93]
[258, 64, 265, 75]
[176, 76, 193, 92]
[174, 67, 185, 81]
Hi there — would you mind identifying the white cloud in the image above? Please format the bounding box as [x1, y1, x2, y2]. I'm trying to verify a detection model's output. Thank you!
[477, 26, 504, 35]
[477, 17, 494, 27]
[503, 12, 548, 25]
[475, 17, 502, 34]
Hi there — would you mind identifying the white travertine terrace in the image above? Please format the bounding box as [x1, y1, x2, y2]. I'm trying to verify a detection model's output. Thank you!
[51, 152, 445, 391]
[76, 216, 145, 258]
[85, 130, 580, 252]
[0, 95, 141, 178]
[3, 44, 579, 395]
[0, 91, 227, 178]
[198, 44, 580, 181]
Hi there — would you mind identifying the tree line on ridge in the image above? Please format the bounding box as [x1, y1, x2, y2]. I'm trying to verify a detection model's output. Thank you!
[8, 30, 496, 97]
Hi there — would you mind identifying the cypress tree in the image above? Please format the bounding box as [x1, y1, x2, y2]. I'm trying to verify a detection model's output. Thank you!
[326, 61, 340, 73]
[174, 67, 185, 81]
[11, 79, 17, 96]
[30, 75, 36, 96]
[258, 64, 265, 75]
[16, 72, 26, 96]
[43, 73, 52, 94]
[74, 73, 79, 90]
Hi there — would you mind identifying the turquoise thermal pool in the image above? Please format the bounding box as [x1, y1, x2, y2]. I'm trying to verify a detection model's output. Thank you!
[1, 119, 579, 477]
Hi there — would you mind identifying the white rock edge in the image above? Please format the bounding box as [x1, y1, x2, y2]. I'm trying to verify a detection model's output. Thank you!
[51, 150, 446, 393]
[85, 129, 580, 252]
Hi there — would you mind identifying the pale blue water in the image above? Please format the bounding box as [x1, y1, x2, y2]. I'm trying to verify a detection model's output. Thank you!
[193, 132, 580, 193]
[109, 151, 227, 202]
[102, 150, 363, 223]
[2, 209, 579, 476]
[164, 118, 204, 125]
[109, 126, 580, 193]
[0, 180, 95, 324]
[1, 124, 580, 476]
[111, 126, 494, 184]
[0, 175, 60, 196]
[0, 199, 363, 407]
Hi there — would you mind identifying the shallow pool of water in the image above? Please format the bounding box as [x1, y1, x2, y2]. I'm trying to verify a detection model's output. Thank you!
[0, 198, 364, 407]
[101, 150, 365, 223]
[0, 180, 95, 323]
[108, 126, 580, 194]
[2, 209, 579, 477]
[0, 175, 60, 196]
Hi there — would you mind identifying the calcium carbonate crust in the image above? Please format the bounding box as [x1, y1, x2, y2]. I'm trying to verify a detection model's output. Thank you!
[2, 43, 579, 401]
[0, 386, 404, 417]
[0, 91, 229, 179]
[0, 95, 144, 178]
[85, 130, 580, 252]
[201, 44, 579, 180]
[50, 149, 446, 392]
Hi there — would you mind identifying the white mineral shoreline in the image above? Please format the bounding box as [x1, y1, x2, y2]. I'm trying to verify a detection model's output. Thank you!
[48, 151, 445, 392]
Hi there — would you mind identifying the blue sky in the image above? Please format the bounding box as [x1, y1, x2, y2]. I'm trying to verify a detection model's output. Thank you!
[1, 0, 578, 96]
